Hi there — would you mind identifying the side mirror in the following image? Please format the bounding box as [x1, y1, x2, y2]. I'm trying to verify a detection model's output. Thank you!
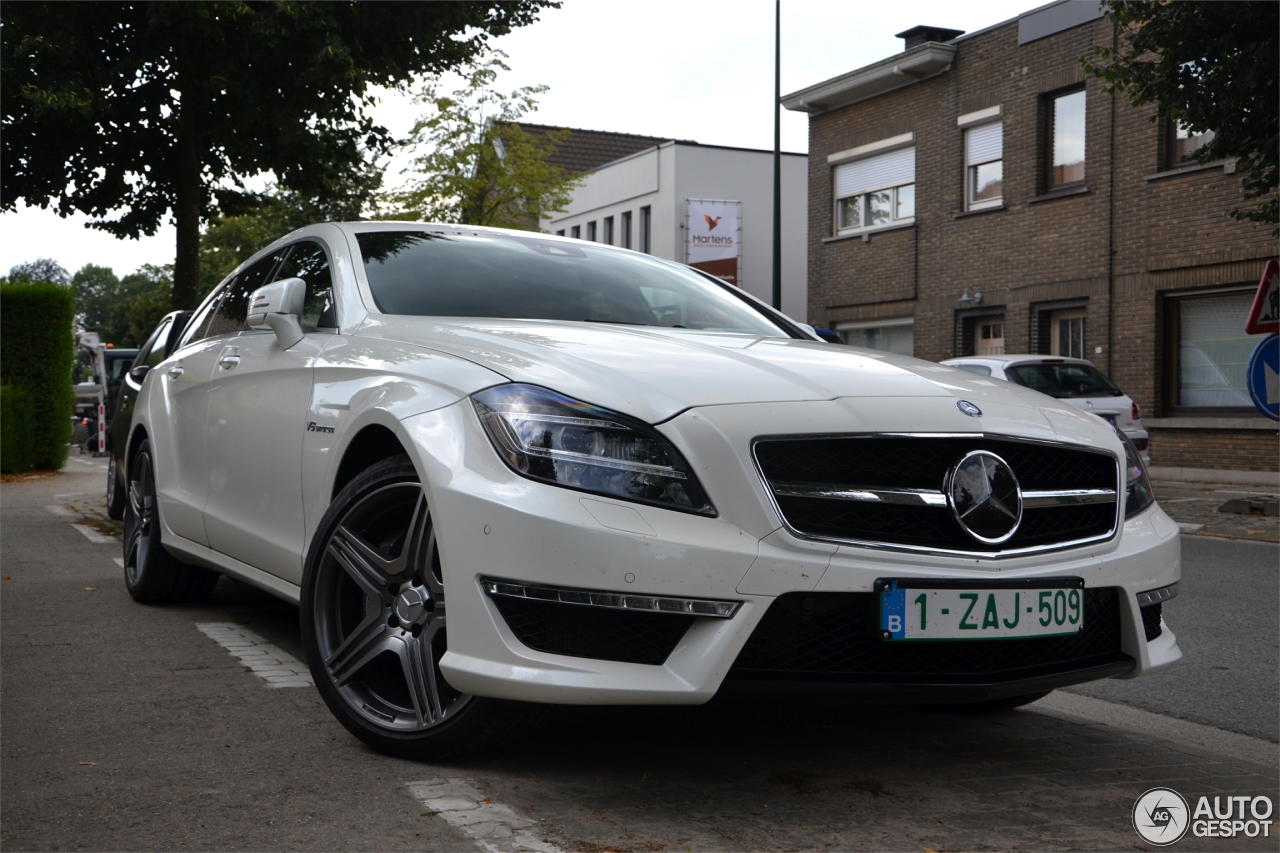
[128, 365, 151, 383]
[247, 277, 306, 350]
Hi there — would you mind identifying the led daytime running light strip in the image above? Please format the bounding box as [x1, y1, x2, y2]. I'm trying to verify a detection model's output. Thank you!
[481, 577, 740, 618]
[479, 410, 688, 479]
[1136, 582, 1178, 608]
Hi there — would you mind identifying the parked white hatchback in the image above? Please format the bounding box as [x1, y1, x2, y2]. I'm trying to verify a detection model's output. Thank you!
[941, 356, 1150, 464]
[123, 223, 1181, 759]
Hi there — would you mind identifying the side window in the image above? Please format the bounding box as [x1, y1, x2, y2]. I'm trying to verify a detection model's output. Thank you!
[145, 319, 176, 368]
[204, 250, 286, 339]
[177, 292, 221, 349]
[135, 317, 174, 371]
[132, 319, 170, 370]
[161, 312, 191, 359]
[274, 241, 336, 331]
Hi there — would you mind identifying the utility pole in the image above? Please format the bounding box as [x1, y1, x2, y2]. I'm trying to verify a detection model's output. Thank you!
[771, 0, 782, 311]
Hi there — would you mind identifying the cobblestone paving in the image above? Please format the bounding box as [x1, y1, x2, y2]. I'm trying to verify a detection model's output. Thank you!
[1152, 480, 1279, 543]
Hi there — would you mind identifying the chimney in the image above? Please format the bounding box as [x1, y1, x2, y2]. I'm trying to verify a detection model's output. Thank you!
[895, 25, 965, 50]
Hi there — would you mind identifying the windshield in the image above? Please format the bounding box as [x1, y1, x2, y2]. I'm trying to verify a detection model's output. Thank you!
[355, 230, 790, 337]
[1006, 362, 1123, 398]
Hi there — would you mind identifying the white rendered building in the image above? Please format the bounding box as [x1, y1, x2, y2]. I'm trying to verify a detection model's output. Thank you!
[535, 130, 810, 323]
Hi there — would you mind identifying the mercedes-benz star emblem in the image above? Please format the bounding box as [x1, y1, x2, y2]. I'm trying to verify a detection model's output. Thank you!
[956, 399, 982, 417]
[947, 450, 1023, 544]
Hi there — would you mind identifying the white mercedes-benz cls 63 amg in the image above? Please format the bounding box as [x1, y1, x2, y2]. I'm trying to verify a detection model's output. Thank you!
[122, 222, 1181, 759]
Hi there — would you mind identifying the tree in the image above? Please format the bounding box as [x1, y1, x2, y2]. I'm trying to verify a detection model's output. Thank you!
[1085, 1, 1278, 232]
[2, 1, 556, 310]
[386, 55, 583, 229]
[70, 264, 121, 331]
[7, 258, 69, 286]
[64, 261, 172, 345]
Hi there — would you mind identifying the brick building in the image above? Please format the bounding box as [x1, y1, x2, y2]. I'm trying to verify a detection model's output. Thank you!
[782, 0, 1277, 480]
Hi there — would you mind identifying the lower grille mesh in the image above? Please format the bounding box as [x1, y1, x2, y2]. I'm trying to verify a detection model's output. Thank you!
[1141, 602, 1163, 642]
[491, 595, 694, 665]
[728, 588, 1125, 684]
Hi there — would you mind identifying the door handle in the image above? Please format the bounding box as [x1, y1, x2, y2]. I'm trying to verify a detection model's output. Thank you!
[218, 354, 241, 370]
[167, 366, 184, 379]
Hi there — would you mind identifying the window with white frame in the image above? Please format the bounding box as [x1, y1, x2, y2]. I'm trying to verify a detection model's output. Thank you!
[965, 121, 1003, 208]
[836, 318, 914, 356]
[834, 146, 915, 234]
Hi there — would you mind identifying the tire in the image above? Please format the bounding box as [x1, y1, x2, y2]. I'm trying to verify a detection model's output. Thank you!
[300, 455, 535, 761]
[931, 690, 1052, 714]
[106, 453, 126, 520]
[123, 440, 220, 603]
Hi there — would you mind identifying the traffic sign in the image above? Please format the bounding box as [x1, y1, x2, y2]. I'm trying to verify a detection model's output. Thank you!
[1245, 259, 1279, 334]
[1246, 333, 1279, 421]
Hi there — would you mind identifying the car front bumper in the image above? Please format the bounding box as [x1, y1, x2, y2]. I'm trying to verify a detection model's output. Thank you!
[400, 399, 1182, 706]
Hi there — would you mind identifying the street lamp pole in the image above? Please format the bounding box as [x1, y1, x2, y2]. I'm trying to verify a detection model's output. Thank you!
[771, 0, 782, 311]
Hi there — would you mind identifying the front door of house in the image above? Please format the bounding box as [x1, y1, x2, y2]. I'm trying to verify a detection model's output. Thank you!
[978, 316, 1005, 355]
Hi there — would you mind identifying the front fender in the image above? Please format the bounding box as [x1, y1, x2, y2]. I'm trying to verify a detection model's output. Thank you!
[300, 333, 508, 555]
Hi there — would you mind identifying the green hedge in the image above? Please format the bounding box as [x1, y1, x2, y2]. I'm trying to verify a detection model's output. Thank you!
[0, 384, 34, 473]
[0, 282, 75, 470]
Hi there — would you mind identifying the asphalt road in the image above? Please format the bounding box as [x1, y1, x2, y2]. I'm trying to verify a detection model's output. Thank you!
[3, 458, 1277, 852]
[1068, 535, 1280, 742]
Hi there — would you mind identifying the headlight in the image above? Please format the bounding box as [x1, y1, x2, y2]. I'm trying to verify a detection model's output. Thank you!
[472, 384, 715, 516]
[1115, 425, 1155, 518]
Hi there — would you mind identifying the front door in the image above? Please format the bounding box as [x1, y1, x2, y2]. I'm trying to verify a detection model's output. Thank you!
[977, 316, 1005, 356]
[203, 330, 323, 583]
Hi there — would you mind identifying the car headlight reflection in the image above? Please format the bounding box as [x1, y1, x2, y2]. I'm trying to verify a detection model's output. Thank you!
[472, 384, 716, 516]
[1115, 425, 1155, 518]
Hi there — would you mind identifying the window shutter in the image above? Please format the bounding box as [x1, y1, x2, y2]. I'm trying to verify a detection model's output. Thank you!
[834, 147, 915, 198]
[966, 122, 1002, 164]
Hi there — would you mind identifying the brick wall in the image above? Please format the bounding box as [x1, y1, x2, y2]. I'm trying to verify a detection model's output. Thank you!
[803, 13, 1276, 474]
[1150, 428, 1280, 473]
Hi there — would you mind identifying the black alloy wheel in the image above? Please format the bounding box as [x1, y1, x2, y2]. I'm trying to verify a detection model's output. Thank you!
[122, 439, 219, 603]
[301, 455, 534, 760]
[106, 452, 126, 520]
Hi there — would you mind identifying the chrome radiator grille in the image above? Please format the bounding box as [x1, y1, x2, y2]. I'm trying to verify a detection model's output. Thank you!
[754, 435, 1120, 556]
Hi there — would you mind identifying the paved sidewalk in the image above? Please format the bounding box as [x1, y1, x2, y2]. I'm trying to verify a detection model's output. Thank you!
[1153, 479, 1280, 543]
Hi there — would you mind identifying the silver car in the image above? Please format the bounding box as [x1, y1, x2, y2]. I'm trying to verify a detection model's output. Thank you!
[941, 355, 1150, 464]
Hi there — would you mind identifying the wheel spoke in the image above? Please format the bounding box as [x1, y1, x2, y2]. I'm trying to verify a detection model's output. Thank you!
[401, 619, 445, 726]
[326, 618, 395, 687]
[403, 491, 431, 578]
[128, 481, 144, 516]
[329, 527, 396, 597]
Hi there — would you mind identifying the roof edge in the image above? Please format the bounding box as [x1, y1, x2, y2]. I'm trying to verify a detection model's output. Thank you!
[781, 42, 957, 115]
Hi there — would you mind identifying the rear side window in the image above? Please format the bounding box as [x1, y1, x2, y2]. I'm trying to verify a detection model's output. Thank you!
[274, 241, 336, 331]
[1006, 363, 1123, 398]
[135, 317, 174, 370]
[204, 250, 287, 339]
[955, 363, 992, 376]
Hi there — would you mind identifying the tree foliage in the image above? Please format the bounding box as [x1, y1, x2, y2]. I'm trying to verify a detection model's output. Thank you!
[66, 262, 171, 346]
[1085, 1, 1278, 231]
[7, 257, 69, 286]
[1, 1, 556, 309]
[386, 56, 583, 229]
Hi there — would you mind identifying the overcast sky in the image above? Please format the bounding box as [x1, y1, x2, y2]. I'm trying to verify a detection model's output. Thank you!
[0, 0, 1033, 279]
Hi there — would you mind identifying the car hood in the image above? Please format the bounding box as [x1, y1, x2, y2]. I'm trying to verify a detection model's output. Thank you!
[356, 316, 1113, 444]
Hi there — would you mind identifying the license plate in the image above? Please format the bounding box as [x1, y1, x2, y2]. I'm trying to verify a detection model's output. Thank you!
[1103, 414, 1117, 426]
[879, 579, 1085, 641]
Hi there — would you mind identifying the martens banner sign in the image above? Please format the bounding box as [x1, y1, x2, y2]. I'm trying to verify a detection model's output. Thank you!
[686, 200, 740, 285]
